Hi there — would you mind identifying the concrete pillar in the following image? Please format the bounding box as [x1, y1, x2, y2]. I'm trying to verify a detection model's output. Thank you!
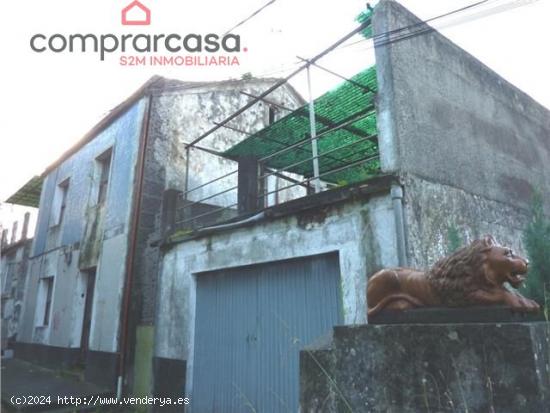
[238, 157, 263, 214]
[10, 221, 18, 244]
[22, 212, 30, 240]
[161, 189, 182, 235]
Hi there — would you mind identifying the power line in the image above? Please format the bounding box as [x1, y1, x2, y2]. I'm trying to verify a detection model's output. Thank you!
[335, 0, 535, 51]
[136, 0, 538, 129]
[228, 0, 512, 81]
[142, 0, 518, 95]
[336, 0, 491, 51]
[224, 0, 278, 35]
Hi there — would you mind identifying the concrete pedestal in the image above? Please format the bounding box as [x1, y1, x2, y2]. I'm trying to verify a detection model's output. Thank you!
[300, 312, 550, 412]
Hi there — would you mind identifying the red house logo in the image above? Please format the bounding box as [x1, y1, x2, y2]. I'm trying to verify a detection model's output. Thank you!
[122, 0, 151, 26]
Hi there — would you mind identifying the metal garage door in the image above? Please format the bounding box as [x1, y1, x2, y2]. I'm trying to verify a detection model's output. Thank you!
[192, 252, 343, 413]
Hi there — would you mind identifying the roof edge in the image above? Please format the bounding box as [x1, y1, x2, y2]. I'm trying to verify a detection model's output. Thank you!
[40, 75, 163, 178]
[39, 76, 305, 179]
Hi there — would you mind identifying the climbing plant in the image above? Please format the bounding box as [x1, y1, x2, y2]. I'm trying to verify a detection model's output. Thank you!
[521, 192, 550, 310]
[446, 225, 463, 254]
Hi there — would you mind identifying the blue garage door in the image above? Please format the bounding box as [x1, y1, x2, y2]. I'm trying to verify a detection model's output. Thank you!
[192, 253, 343, 413]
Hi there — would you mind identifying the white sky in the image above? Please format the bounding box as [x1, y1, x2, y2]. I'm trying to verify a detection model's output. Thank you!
[1, 0, 549, 236]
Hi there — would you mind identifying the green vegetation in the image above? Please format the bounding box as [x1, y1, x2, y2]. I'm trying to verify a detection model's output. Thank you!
[446, 225, 463, 254]
[356, 7, 374, 39]
[521, 192, 550, 312]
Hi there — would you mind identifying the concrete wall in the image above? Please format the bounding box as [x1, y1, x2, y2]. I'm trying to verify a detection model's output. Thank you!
[301, 321, 550, 412]
[402, 174, 530, 269]
[373, 0, 550, 215]
[156, 192, 398, 395]
[19, 98, 147, 354]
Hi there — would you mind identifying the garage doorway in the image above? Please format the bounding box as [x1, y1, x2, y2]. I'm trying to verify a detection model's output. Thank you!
[192, 252, 343, 412]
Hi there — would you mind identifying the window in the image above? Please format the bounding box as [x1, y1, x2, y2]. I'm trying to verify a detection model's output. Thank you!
[36, 276, 54, 327]
[51, 178, 70, 226]
[96, 148, 112, 205]
[43, 277, 54, 325]
[58, 179, 69, 225]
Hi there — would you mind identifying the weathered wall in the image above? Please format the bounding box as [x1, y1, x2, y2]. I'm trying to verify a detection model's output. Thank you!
[156, 192, 398, 396]
[373, 0, 550, 214]
[134, 79, 302, 328]
[123, 78, 304, 395]
[17, 247, 85, 348]
[19, 98, 147, 355]
[402, 174, 530, 269]
[301, 321, 550, 413]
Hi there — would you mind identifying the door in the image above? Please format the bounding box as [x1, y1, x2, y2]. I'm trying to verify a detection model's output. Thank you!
[80, 268, 96, 360]
[192, 253, 343, 412]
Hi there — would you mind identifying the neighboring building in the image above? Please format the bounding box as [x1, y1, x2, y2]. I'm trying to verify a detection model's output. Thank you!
[1, 213, 33, 354]
[154, 1, 550, 411]
[5, 76, 303, 396]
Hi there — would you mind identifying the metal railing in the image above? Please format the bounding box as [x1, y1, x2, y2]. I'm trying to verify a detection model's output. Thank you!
[167, 18, 379, 233]
[173, 128, 379, 231]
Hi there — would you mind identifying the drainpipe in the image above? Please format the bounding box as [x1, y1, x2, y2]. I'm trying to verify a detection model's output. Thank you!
[391, 184, 407, 267]
[117, 94, 153, 398]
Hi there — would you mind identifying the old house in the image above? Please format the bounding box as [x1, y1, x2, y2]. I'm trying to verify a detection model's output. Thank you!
[154, 1, 550, 411]
[1, 212, 34, 355]
[3, 1, 549, 411]
[5, 76, 303, 397]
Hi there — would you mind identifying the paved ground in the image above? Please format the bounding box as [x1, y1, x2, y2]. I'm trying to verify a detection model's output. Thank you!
[1, 358, 112, 412]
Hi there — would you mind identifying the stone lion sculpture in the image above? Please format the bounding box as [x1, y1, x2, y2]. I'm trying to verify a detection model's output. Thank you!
[367, 235, 540, 316]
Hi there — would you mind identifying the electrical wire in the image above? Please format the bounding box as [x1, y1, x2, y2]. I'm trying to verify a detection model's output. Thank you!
[224, 0, 278, 35]
[335, 0, 537, 52]
[117, 0, 540, 133]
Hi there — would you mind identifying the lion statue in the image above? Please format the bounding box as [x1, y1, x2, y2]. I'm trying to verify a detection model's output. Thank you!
[367, 235, 540, 316]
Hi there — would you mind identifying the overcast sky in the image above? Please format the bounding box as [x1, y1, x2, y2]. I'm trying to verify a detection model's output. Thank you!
[1, 0, 549, 234]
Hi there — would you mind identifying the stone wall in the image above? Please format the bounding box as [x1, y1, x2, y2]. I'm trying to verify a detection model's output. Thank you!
[301, 320, 550, 412]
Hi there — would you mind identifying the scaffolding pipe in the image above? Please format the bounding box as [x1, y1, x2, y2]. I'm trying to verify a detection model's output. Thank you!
[297, 57, 373, 93]
[259, 132, 377, 181]
[184, 147, 190, 201]
[182, 169, 238, 197]
[306, 65, 321, 193]
[258, 108, 376, 164]
[258, 153, 379, 199]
